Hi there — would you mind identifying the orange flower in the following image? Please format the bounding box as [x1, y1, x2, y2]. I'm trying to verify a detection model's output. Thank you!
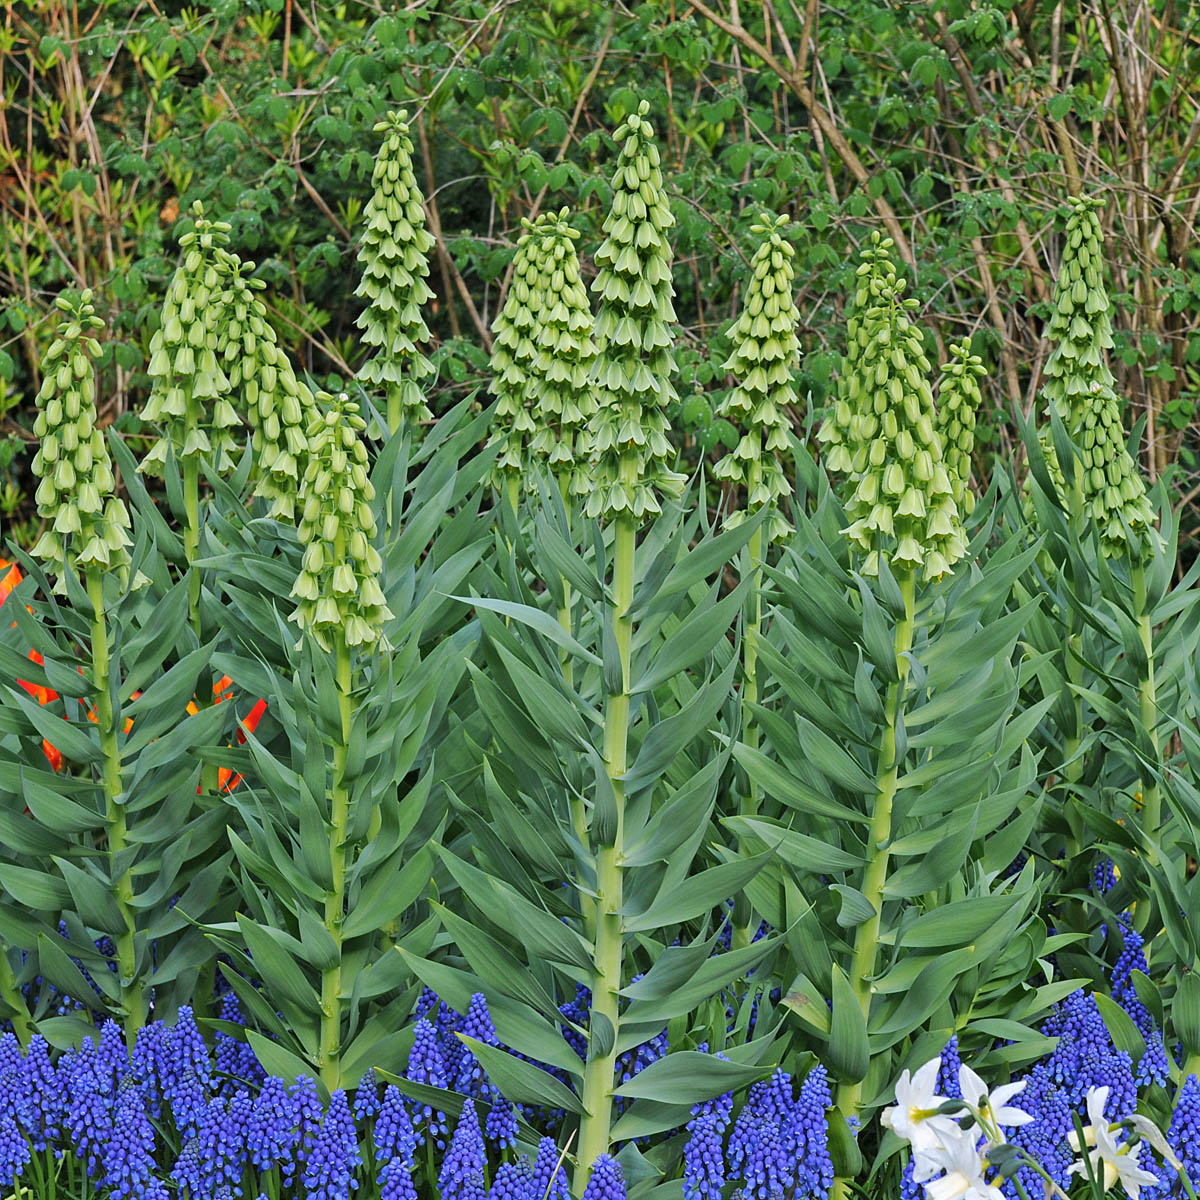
[0, 558, 267, 784]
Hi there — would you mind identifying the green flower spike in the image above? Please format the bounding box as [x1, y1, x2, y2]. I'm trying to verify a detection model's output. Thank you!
[829, 233, 966, 581]
[355, 109, 437, 433]
[290, 393, 393, 652]
[141, 202, 238, 474]
[1041, 197, 1117, 428]
[488, 207, 596, 501]
[31, 291, 131, 589]
[218, 250, 317, 519]
[585, 99, 685, 521]
[1079, 381, 1159, 559]
[936, 340, 985, 517]
[714, 212, 800, 540]
[816, 238, 901, 477]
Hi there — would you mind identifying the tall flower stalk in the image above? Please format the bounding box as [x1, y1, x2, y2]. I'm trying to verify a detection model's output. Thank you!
[576, 99, 684, 1185]
[30, 291, 140, 1037]
[289, 392, 393, 1088]
[819, 235, 967, 1136]
[355, 110, 437, 436]
[714, 212, 800, 946]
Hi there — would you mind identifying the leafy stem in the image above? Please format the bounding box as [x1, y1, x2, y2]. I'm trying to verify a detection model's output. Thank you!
[835, 567, 916, 1128]
[86, 566, 143, 1039]
[576, 511, 635, 1186]
[319, 620, 355, 1090]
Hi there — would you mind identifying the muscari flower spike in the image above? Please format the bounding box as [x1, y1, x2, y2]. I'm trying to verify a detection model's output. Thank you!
[216, 248, 317, 518]
[586, 98, 686, 521]
[141, 202, 239, 473]
[821, 233, 966, 580]
[290, 393, 393, 652]
[355, 109, 437, 428]
[714, 212, 800, 541]
[936, 341, 984, 516]
[30, 291, 132, 589]
[488, 207, 596, 495]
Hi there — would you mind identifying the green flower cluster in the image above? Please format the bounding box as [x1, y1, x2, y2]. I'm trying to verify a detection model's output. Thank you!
[218, 251, 317, 519]
[714, 212, 799, 540]
[817, 238, 901, 477]
[30, 292, 131, 586]
[141, 203, 241, 473]
[488, 207, 596, 495]
[290, 394, 393, 651]
[355, 109, 437, 429]
[821, 234, 966, 580]
[937, 341, 984, 516]
[585, 99, 685, 521]
[1037, 197, 1158, 559]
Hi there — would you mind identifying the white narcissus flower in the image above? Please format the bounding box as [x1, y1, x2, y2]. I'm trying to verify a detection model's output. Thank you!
[1067, 1087, 1160, 1199]
[922, 1132, 1006, 1200]
[881, 1057, 961, 1178]
[958, 1064, 1035, 1136]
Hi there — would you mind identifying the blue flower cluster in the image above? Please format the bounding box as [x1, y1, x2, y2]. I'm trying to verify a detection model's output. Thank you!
[685, 1064, 834, 1200]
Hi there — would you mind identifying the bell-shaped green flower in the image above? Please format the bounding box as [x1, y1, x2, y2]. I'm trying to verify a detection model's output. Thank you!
[714, 212, 799, 541]
[1078, 380, 1159, 559]
[585, 99, 686, 521]
[488, 207, 596, 496]
[140, 202, 237, 473]
[824, 234, 966, 581]
[1041, 197, 1117, 428]
[217, 249, 318, 519]
[355, 110, 437, 430]
[817, 237, 900, 477]
[936, 340, 985, 516]
[30, 291, 131, 588]
[1032, 196, 1160, 560]
[290, 393, 393, 651]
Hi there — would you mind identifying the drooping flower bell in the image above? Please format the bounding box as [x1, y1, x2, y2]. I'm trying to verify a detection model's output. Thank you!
[30, 291, 131, 588]
[290, 394, 393, 651]
[816, 237, 901, 477]
[140, 202, 239, 473]
[355, 110, 437, 429]
[585, 99, 685, 521]
[1034, 196, 1160, 560]
[216, 249, 317, 519]
[714, 212, 800, 540]
[822, 233, 966, 580]
[936, 341, 984, 516]
[488, 208, 596, 497]
[1041, 197, 1117, 428]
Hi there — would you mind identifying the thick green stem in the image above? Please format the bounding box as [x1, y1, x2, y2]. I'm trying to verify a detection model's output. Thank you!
[183, 451, 221, 800]
[87, 568, 142, 1039]
[834, 568, 915, 1133]
[732, 509, 765, 953]
[1132, 562, 1162, 870]
[319, 631, 355, 1090]
[575, 515, 635, 1189]
[387, 382, 402, 437]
